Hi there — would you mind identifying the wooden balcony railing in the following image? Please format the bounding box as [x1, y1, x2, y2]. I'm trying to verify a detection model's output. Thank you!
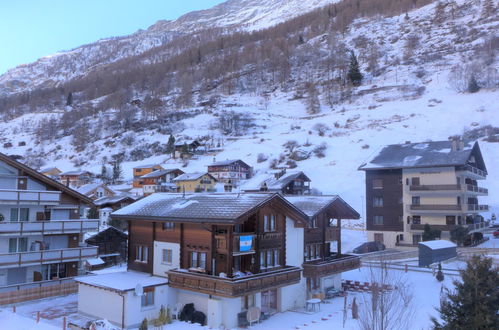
[0, 246, 98, 268]
[302, 255, 360, 278]
[168, 266, 301, 298]
[0, 189, 61, 205]
[0, 278, 77, 305]
[0, 219, 99, 236]
[325, 227, 340, 242]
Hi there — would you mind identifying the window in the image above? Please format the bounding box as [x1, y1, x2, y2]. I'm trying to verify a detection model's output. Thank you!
[162, 222, 175, 231]
[10, 208, 29, 222]
[190, 252, 207, 269]
[136, 169, 142, 173]
[141, 288, 154, 307]
[373, 216, 384, 225]
[162, 249, 172, 264]
[135, 245, 148, 262]
[372, 179, 383, 189]
[446, 216, 456, 225]
[412, 196, 420, 205]
[261, 249, 280, 268]
[304, 243, 322, 261]
[263, 215, 276, 232]
[242, 294, 255, 310]
[412, 215, 421, 224]
[311, 218, 318, 228]
[411, 177, 420, 185]
[373, 196, 384, 207]
[9, 237, 28, 253]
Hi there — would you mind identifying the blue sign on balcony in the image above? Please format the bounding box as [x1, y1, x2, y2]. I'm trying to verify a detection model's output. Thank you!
[239, 235, 253, 252]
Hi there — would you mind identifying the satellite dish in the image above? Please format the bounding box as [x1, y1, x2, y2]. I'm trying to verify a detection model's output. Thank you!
[134, 284, 144, 296]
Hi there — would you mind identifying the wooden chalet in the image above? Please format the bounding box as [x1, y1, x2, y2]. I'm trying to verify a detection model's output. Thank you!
[59, 170, 93, 189]
[208, 159, 253, 190]
[243, 170, 311, 195]
[172, 172, 217, 193]
[40, 167, 61, 179]
[77, 183, 115, 200]
[84, 227, 128, 268]
[139, 168, 184, 195]
[173, 140, 202, 159]
[132, 164, 163, 188]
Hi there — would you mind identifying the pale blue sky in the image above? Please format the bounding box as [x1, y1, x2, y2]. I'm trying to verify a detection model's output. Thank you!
[0, 0, 225, 74]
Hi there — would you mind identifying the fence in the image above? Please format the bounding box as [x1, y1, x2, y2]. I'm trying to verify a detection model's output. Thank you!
[0, 278, 77, 305]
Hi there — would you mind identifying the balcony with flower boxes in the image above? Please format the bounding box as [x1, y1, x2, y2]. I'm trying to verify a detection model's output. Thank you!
[0, 219, 99, 236]
[0, 246, 98, 268]
[302, 254, 360, 278]
[0, 189, 61, 205]
[167, 266, 302, 298]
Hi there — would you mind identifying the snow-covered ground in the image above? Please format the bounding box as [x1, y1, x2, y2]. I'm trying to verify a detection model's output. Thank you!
[1, 264, 460, 330]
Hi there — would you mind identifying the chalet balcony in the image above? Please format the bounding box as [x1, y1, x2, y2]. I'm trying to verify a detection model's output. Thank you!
[407, 204, 462, 213]
[467, 204, 489, 212]
[0, 189, 61, 205]
[325, 227, 340, 242]
[0, 246, 98, 268]
[410, 221, 489, 232]
[409, 184, 461, 192]
[302, 254, 360, 278]
[167, 266, 301, 298]
[462, 165, 487, 179]
[215, 233, 257, 255]
[465, 184, 488, 195]
[0, 219, 99, 236]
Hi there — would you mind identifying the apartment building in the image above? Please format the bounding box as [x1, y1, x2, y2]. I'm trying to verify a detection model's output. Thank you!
[0, 153, 98, 305]
[75, 192, 360, 329]
[359, 140, 488, 248]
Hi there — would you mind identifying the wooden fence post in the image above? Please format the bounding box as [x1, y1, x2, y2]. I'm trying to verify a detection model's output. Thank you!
[12, 305, 16, 313]
[37, 311, 40, 323]
[63, 316, 66, 329]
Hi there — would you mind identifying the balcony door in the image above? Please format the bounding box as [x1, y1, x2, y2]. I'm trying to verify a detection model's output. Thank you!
[261, 289, 278, 315]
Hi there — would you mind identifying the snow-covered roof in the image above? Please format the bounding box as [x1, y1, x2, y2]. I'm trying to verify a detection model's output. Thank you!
[140, 168, 183, 178]
[419, 240, 456, 249]
[75, 271, 167, 292]
[60, 170, 91, 176]
[359, 141, 487, 172]
[173, 172, 212, 181]
[133, 164, 162, 169]
[94, 194, 137, 206]
[86, 257, 105, 266]
[285, 195, 360, 220]
[242, 171, 310, 191]
[112, 192, 307, 224]
[209, 159, 250, 167]
[40, 167, 60, 173]
[77, 183, 104, 195]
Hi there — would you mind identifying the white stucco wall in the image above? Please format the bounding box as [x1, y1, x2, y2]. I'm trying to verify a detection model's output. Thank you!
[153, 241, 180, 277]
[177, 290, 209, 316]
[280, 277, 307, 311]
[285, 217, 304, 267]
[78, 283, 171, 329]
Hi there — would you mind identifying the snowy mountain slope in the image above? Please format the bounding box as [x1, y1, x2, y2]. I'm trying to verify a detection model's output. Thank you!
[0, 0, 497, 220]
[0, 0, 336, 97]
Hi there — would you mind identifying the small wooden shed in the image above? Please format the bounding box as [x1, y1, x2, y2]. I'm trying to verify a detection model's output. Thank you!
[418, 240, 457, 267]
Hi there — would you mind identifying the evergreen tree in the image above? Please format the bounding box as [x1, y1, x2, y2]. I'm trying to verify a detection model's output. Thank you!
[112, 161, 123, 184]
[422, 224, 441, 241]
[66, 92, 73, 106]
[436, 262, 444, 282]
[450, 226, 468, 246]
[166, 134, 175, 156]
[305, 83, 321, 114]
[432, 255, 499, 329]
[101, 164, 108, 183]
[467, 75, 480, 93]
[347, 51, 363, 86]
[87, 208, 99, 219]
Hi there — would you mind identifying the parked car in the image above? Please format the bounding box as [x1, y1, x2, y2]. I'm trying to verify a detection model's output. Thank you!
[353, 241, 386, 254]
[493, 231, 499, 238]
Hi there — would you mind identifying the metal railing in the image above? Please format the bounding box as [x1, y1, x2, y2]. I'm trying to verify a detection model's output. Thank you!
[0, 246, 98, 268]
[409, 184, 461, 191]
[466, 184, 488, 194]
[467, 204, 489, 211]
[0, 189, 61, 204]
[464, 165, 487, 178]
[0, 219, 99, 235]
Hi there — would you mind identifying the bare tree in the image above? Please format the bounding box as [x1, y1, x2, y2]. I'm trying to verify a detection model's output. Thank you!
[357, 261, 416, 330]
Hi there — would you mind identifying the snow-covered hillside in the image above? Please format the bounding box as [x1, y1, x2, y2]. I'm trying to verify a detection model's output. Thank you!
[0, 0, 497, 219]
[0, 0, 337, 97]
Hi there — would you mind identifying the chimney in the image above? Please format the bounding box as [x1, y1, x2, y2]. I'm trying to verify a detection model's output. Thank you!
[451, 140, 458, 151]
[459, 140, 465, 150]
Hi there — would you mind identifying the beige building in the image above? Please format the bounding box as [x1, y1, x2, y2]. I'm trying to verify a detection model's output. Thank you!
[359, 140, 488, 248]
[172, 173, 218, 193]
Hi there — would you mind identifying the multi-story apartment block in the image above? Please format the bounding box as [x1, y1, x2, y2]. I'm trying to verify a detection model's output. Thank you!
[75, 193, 360, 329]
[359, 140, 488, 248]
[0, 153, 98, 305]
[208, 159, 252, 191]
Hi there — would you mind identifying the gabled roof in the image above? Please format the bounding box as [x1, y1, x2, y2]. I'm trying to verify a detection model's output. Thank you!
[111, 192, 308, 225]
[140, 168, 184, 179]
[209, 159, 251, 168]
[173, 172, 217, 182]
[242, 171, 310, 191]
[0, 153, 93, 205]
[60, 170, 92, 176]
[94, 194, 137, 206]
[358, 141, 487, 172]
[285, 195, 360, 220]
[40, 167, 60, 173]
[77, 183, 113, 196]
[85, 226, 128, 243]
[133, 164, 163, 170]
